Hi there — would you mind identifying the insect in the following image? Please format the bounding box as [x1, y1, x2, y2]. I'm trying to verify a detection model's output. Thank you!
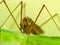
[0, 0, 60, 35]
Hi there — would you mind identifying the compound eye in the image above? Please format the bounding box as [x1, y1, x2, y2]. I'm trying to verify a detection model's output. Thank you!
[20, 23, 21, 26]
[24, 24, 27, 28]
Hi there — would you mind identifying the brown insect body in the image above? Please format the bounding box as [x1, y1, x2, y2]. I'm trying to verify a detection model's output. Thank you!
[20, 17, 44, 35]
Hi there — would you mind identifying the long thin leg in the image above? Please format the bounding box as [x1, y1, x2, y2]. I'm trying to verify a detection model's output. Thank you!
[19, 1, 23, 32]
[0, 15, 10, 28]
[0, 1, 3, 4]
[40, 13, 60, 27]
[8, 12, 20, 29]
[55, 14, 60, 23]
[0, 1, 22, 29]
[34, 5, 45, 23]
[23, 3, 26, 18]
[3, 0, 20, 30]
[34, 4, 60, 31]
[44, 5, 60, 31]
[20, 1, 23, 23]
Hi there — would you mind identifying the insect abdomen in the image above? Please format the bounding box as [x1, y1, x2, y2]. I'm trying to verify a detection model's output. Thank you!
[32, 24, 44, 35]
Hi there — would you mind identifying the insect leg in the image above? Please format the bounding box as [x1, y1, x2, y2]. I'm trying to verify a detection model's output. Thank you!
[23, 3, 26, 18]
[20, 1, 23, 23]
[2, 0, 20, 30]
[0, 1, 22, 29]
[40, 13, 60, 27]
[44, 5, 60, 31]
[34, 5, 45, 23]
[34, 4, 60, 31]
[0, 1, 3, 4]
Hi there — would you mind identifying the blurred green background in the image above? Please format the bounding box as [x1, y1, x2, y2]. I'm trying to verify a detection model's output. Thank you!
[0, 0, 60, 45]
[0, 29, 60, 45]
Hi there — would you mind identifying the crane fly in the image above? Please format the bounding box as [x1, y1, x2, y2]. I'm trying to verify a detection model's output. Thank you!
[0, 0, 60, 35]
